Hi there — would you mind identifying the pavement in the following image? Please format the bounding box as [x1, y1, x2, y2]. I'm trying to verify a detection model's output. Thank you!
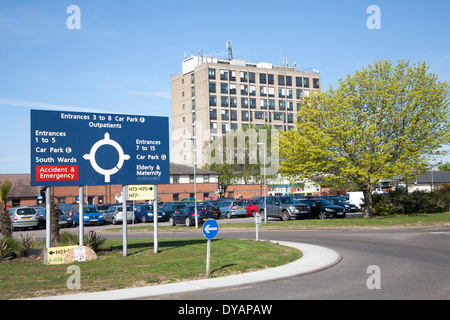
[27, 240, 341, 300]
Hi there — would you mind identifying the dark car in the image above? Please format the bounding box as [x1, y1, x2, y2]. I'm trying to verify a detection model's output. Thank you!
[134, 203, 166, 223]
[36, 208, 74, 228]
[299, 198, 346, 219]
[161, 201, 188, 218]
[169, 205, 216, 227]
[324, 198, 359, 212]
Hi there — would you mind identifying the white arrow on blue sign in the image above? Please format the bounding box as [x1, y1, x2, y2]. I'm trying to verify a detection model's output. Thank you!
[202, 219, 219, 240]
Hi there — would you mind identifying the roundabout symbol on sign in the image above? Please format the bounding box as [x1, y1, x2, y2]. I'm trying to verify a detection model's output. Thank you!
[83, 132, 130, 183]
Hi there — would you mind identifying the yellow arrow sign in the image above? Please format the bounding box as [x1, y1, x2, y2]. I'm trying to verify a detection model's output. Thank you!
[46, 245, 77, 265]
[128, 185, 155, 200]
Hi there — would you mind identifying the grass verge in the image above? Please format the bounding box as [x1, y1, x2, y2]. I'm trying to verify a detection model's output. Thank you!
[103, 212, 450, 233]
[0, 238, 301, 300]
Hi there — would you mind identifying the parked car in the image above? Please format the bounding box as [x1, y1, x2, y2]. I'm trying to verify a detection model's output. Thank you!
[36, 208, 74, 228]
[73, 206, 104, 226]
[59, 203, 82, 217]
[299, 198, 346, 219]
[169, 204, 217, 227]
[104, 204, 134, 224]
[134, 203, 166, 223]
[324, 197, 359, 212]
[96, 204, 113, 214]
[161, 201, 187, 218]
[217, 200, 248, 219]
[11, 207, 39, 230]
[257, 196, 311, 221]
[241, 198, 260, 217]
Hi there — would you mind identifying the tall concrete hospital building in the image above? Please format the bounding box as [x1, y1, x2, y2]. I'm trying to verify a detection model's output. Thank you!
[171, 47, 321, 167]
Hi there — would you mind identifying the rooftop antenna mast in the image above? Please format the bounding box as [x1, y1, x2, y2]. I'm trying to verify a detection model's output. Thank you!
[226, 41, 233, 60]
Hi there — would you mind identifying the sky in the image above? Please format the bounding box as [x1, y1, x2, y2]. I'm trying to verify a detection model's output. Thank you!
[0, 0, 449, 174]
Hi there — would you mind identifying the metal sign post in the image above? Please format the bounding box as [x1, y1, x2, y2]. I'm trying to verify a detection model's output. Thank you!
[255, 212, 261, 241]
[202, 219, 219, 277]
[79, 186, 84, 246]
[123, 185, 128, 256]
[153, 185, 158, 253]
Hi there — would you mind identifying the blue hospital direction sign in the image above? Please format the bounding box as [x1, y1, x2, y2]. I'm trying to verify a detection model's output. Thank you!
[202, 219, 219, 240]
[31, 110, 170, 186]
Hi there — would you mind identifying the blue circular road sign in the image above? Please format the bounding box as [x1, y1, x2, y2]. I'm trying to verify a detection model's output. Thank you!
[202, 219, 219, 240]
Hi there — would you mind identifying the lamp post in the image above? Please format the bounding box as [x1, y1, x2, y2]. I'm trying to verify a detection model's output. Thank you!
[186, 136, 198, 229]
[257, 142, 267, 223]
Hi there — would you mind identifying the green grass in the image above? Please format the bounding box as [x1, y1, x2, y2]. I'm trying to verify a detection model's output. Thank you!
[104, 212, 450, 233]
[0, 238, 301, 300]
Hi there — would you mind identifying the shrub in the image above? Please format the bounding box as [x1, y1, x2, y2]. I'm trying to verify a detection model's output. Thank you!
[372, 187, 449, 215]
[59, 231, 106, 253]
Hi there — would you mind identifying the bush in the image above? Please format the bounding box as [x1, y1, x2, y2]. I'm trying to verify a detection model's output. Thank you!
[372, 187, 449, 216]
[59, 231, 106, 253]
[0, 236, 26, 260]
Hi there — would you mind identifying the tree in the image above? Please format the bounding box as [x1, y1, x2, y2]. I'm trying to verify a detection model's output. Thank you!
[279, 60, 450, 218]
[0, 180, 13, 237]
[51, 198, 60, 243]
[438, 162, 450, 171]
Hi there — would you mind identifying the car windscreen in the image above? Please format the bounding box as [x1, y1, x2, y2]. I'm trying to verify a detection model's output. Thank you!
[279, 197, 297, 204]
[84, 207, 99, 213]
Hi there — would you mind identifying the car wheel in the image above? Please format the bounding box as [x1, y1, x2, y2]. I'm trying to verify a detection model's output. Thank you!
[251, 210, 256, 217]
[280, 210, 290, 221]
[185, 217, 192, 227]
[318, 211, 327, 219]
[169, 217, 176, 226]
[112, 218, 117, 225]
[141, 216, 147, 223]
[226, 212, 232, 219]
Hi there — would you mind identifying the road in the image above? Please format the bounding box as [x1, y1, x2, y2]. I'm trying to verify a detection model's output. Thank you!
[12, 217, 450, 300]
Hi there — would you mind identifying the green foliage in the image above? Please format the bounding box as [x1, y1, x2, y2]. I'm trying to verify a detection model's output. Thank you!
[279, 60, 450, 218]
[0, 180, 13, 237]
[59, 230, 106, 253]
[372, 187, 449, 215]
[438, 162, 450, 171]
[0, 236, 26, 260]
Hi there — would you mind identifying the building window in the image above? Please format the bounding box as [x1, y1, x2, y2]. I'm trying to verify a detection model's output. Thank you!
[173, 193, 179, 201]
[240, 84, 248, 95]
[278, 88, 285, 98]
[231, 109, 237, 121]
[249, 86, 256, 96]
[279, 100, 286, 110]
[209, 95, 217, 107]
[220, 70, 228, 81]
[268, 86, 275, 97]
[268, 74, 274, 84]
[230, 70, 236, 81]
[230, 97, 237, 108]
[259, 73, 266, 84]
[296, 76, 303, 87]
[221, 96, 229, 107]
[296, 89, 303, 99]
[189, 175, 195, 183]
[209, 82, 216, 93]
[203, 175, 210, 183]
[313, 78, 320, 89]
[192, 99, 196, 110]
[191, 73, 195, 84]
[221, 83, 228, 94]
[230, 83, 236, 95]
[242, 111, 249, 121]
[278, 75, 285, 86]
[221, 109, 229, 121]
[249, 72, 256, 83]
[250, 98, 256, 109]
[241, 98, 248, 108]
[172, 175, 179, 183]
[210, 108, 217, 120]
[209, 68, 216, 80]
[304, 77, 310, 88]
[260, 86, 267, 97]
[269, 99, 275, 110]
[255, 111, 264, 119]
[191, 86, 195, 97]
[203, 192, 210, 198]
[260, 99, 267, 109]
[286, 76, 292, 86]
[240, 71, 247, 82]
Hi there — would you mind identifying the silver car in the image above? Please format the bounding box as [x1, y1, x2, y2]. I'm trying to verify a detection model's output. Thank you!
[104, 205, 134, 224]
[12, 207, 39, 230]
